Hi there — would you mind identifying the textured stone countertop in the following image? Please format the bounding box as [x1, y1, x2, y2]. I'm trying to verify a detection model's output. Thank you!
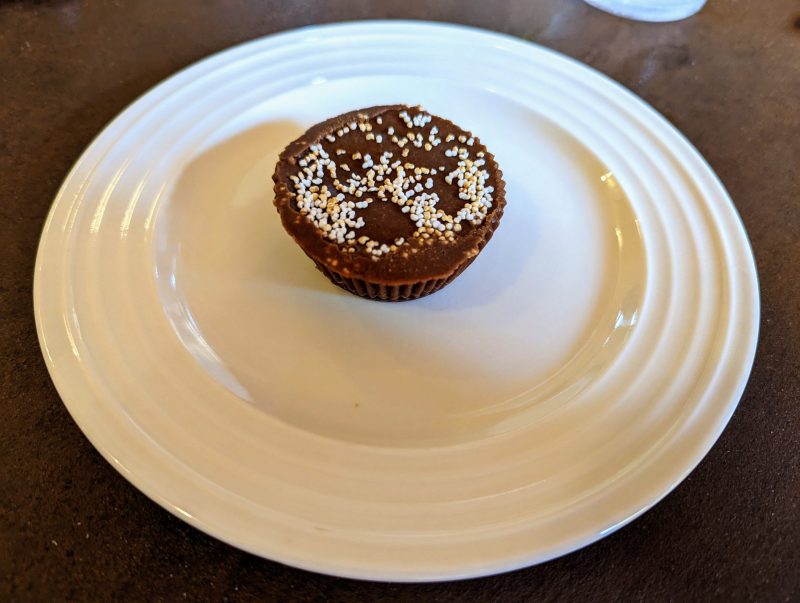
[2, 1, 798, 600]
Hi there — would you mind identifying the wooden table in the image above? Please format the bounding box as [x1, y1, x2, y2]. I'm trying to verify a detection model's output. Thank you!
[2, 1, 798, 599]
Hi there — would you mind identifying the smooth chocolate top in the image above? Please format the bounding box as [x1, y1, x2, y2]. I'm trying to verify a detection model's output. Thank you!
[273, 105, 505, 283]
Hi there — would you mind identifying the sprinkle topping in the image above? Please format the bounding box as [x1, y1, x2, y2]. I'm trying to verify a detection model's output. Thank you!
[289, 109, 495, 257]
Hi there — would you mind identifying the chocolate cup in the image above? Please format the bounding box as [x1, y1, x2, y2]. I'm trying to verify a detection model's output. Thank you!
[272, 105, 506, 301]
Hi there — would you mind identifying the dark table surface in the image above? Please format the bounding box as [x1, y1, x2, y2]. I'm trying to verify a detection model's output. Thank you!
[2, 0, 799, 600]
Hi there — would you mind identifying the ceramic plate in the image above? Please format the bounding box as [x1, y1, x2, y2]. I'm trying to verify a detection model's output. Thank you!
[34, 22, 759, 581]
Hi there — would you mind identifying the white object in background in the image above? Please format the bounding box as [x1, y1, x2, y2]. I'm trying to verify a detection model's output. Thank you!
[34, 21, 758, 581]
[584, 0, 706, 21]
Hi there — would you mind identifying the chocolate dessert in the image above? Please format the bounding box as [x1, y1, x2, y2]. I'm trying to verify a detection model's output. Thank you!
[272, 105, 506, 301]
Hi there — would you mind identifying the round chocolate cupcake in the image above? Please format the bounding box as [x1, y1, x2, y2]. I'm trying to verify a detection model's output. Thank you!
[272, 105, 506, 301]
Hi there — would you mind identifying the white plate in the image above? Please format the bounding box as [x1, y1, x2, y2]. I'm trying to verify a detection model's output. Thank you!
[34, 22, 759, 581]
